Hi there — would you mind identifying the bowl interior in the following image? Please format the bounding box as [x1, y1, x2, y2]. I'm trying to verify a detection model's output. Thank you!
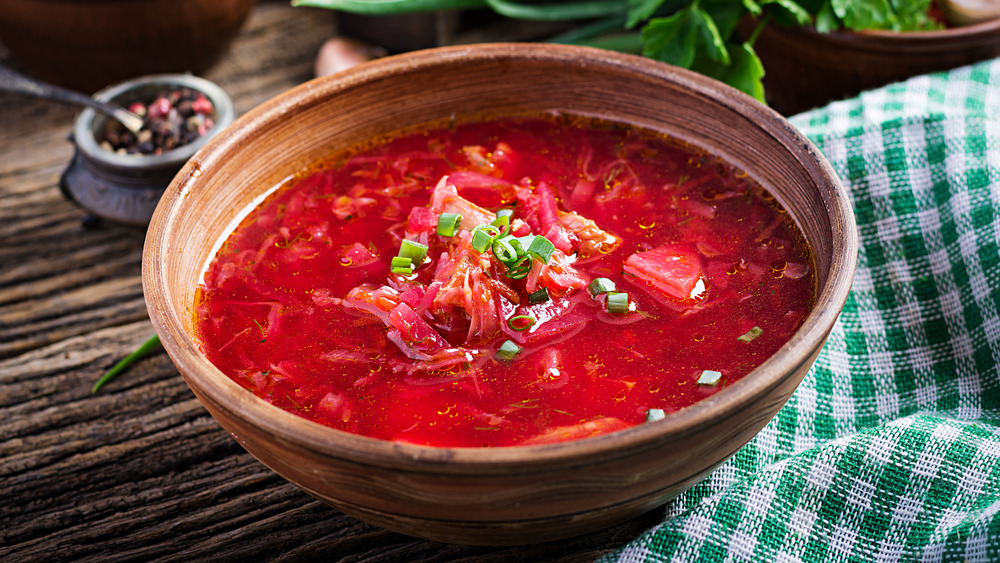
[145, 43, 856, 465]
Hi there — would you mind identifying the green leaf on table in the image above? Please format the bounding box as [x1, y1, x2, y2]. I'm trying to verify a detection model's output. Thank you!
[291, 0, 487, 13]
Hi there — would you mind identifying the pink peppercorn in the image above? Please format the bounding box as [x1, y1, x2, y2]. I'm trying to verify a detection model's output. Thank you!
[191, 95, 214, 115]
[148, 97, 172, 119]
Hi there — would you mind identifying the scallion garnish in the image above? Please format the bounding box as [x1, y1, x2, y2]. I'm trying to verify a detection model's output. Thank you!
[496, 209, 514, 218]
[523, 234, 555, 264]
[91, 334, 161, 393]
[697, 370, 723, 386]
[490, 214, 510, 229]
[645, 408, 666, 422]
[390, 256, 414, 274]
[398, 239, 428, 264]
[506, 255, 532, 279]
[588, 277, 616, 296]
[471, 226, 494, 253]
[496, 339, 522, 362]
[606, 291, 630, 315]
[437, 212, 462, 237]
[737, 326, 763, 342]
[507, 315, 536, 331]
[528, 287, 550, 304]
[492, 237, 519, 263]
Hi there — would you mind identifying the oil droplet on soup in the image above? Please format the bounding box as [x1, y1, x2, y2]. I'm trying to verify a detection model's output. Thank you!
[194, 115, 815, 447]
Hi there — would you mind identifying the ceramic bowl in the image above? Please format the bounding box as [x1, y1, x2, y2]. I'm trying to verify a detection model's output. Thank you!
[143, 43, 857, 545]
[0, 0, 256, 93]
[746, 17, 1000, 114]
[60, 73, 235, 227]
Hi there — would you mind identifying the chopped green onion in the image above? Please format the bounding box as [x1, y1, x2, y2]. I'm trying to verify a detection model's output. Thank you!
[496, 209, 514, 218]
[496, 339, 522, 362]
[391, 256, 413, 269]
[737, 326, 763, 342]
[697, 369, 723, 386]
[437, 212, 462, 237]
[481, 225, 502, 238]
[490, 214, 510, 228]
[398, 239, 428, 264]
[528, 287, 550, 304]
[645, 408, 666, 422]
[391, 266, 414, 275]
[605, 291, 630, 315]
[492, 237, 519, 263]
[506, 255, 533, 279]
[507, 315, 536, 331]
[91, 334, 161, 393]
[471, 227, 495, 253]
[588, 277, 616, 296]
[523, 234, 555, 264]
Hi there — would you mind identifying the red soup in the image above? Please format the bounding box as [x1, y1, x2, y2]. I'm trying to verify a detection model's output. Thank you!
[195, 115, 815, 447]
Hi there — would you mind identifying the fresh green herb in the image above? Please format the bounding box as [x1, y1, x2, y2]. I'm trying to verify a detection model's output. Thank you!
[91, 334, 162, 393]
[398, 239, 428, 264]
[522, 234, 555, 264]
[588, 277, 616, 297]
[295, 0, 942, 102]
[737, 325, 764, 342]
[391, 255, 415, 274]
[437, 212, 463, 237]
[471, 226, 495, 253]
[605, 291, 630, 315]
[507, 315, 536, 331]
[528, 287, 550, 304]
[496, 339, 522, 361]
[697, 369, 723, 386]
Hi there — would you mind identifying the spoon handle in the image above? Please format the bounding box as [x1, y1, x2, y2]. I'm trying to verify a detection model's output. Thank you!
[0, 65, 145, 133]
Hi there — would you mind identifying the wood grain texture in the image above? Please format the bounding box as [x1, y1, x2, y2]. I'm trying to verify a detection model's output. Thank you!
[0, 2, 659, 561]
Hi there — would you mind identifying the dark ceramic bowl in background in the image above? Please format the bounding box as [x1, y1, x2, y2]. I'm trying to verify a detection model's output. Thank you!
[143, 43, 858, 545]
[61, 73, 235, 227]
[0, 0, 257, 93]
[744, 17, 1000, 114]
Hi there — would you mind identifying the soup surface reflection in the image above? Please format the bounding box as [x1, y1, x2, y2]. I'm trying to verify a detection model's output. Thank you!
[195, 116, 815, 447]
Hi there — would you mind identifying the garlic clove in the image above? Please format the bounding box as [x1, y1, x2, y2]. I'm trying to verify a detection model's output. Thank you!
[939, 0, 1000, 26]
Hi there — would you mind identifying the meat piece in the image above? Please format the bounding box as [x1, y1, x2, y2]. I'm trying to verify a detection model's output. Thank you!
[623, 245, 707, 302]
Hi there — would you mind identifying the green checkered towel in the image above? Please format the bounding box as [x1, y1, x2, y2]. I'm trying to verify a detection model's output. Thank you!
[601, 58, 1000, 562]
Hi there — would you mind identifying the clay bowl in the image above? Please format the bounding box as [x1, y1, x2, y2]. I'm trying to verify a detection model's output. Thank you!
[746, 17, 1000, 114]
[0, 0, 257, 93]
[143, 43, 857, 545]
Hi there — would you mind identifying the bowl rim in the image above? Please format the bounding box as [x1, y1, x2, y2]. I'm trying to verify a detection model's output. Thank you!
[144, 42, 858, 471]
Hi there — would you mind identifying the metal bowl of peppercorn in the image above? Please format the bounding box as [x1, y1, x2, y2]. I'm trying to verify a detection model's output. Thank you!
[60, 73, 235, 227]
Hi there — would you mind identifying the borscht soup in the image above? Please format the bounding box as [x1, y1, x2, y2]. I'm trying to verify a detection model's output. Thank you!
[194, 115, 815, 447]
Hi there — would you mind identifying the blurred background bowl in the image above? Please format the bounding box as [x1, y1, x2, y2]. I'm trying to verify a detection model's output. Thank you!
[746, 17, 1000, 114]
[0, 0, 257, 93]
[142, 43, 857, 545]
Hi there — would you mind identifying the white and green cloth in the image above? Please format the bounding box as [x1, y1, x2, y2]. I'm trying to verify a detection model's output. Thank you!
[602, 58, 1000, 562]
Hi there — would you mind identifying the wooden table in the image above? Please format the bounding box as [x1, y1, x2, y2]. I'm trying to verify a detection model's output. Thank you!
[0, 2, 662, 560]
